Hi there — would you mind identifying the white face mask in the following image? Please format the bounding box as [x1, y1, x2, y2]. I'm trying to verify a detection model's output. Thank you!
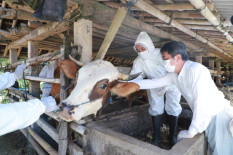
[163, 60, 175, 72]
[138, 50, 149, 60]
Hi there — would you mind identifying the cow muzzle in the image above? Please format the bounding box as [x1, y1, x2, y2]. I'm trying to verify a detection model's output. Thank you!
[57, 102, 76, 121]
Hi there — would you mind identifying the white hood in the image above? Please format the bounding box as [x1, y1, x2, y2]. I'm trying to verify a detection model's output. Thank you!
[134, 31, 161, 60]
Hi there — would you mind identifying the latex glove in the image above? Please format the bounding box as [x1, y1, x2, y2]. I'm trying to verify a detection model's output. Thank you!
[177, 130, 196, 141]
[40, 96, 59, 113]
[14, 63, 29, 80]
[229, 119, 233, 137]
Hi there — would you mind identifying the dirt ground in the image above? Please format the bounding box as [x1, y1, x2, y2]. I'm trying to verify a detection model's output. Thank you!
[0, 131, 37, 155]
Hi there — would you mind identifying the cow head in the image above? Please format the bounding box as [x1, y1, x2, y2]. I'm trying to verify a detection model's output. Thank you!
[57, 57, 140, 122]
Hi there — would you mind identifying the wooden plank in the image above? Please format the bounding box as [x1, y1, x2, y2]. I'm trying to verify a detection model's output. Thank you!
[28, 41, 40, 98]
[74, 19, 93, 63]
[17, 47, 22, 57]
[21, 129, 47, 155]
[27, 127, 58, 155]
[9, 49, 17, 64]
[8, 21, 70, 49]
[68, 142, 83, 155]
[25, 76, 60, 84]
[58, 36, 70, 155]
[95, 6, 128, 60]
[36, 118, 59, 143]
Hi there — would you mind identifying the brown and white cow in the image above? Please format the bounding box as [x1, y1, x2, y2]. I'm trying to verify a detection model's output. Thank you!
[56, 57, 140, 122]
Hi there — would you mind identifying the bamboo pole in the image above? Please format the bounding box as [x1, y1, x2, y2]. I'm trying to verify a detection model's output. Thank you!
[5, 51, 63, 69]
[95, 6, 128, 60]
[25, 76, 60, 84]
[189, 0, 233, 43]
[126, 0, 233, 60]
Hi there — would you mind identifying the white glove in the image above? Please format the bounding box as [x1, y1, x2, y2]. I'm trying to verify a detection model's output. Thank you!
[40, 96, 59, 113]
[177, 130, 196, 141]
[14, 63, 29, 80]
[229, 119, 233, 137]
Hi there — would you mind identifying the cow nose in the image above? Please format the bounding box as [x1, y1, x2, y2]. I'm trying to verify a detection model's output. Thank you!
[60, 102, 75, 115]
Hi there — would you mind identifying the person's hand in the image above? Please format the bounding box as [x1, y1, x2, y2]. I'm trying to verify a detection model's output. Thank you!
[41, 96, 58, 113]
[177, 130, 196, 141]
[14, 63, 29, 80]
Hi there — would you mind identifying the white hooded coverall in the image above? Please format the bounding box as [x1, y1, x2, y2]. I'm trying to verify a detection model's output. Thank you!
[132, 60, 233, 155]
[130, 32, 181, 116]
[0, 72, 48, 136]
[39, 61, 57, 98]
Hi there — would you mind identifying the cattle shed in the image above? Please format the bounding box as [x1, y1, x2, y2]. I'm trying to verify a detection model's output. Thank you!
[0, 0, 233, 154]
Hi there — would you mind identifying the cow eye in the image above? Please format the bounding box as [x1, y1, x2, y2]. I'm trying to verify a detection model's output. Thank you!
[99, 84, 107, 89]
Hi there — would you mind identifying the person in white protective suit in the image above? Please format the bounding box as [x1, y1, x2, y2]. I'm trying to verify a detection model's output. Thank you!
[39, 60, 58, 98]
[130, 32, 181, 146]
[0, 63, 58, 136]
[130, 41, 233, 155]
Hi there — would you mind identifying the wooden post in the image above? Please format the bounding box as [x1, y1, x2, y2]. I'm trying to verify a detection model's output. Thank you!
[58, 35, 70, 155]
[195, 55, 202, 64]
[9, 49, 17, 64]
[28, 41, 40, 98]
[74, 19, 92, 63]
[216, 61, 222, 86]
[95, 6, 128, 60]
[17, 47, 22, 58]
[209, 60, 215, 79]
[3, 45, 8, 57]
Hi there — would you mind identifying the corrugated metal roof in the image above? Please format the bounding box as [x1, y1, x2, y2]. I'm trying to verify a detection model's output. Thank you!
[212, 0, 233, 19]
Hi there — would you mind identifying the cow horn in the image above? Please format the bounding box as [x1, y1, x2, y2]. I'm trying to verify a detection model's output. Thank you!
[118, 72, 141, 81]
[69, 55, 85, 67]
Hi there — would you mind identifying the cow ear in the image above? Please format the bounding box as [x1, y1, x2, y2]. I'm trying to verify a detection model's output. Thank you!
[58, 60, 79, 80]
[109, 80, 140, 97]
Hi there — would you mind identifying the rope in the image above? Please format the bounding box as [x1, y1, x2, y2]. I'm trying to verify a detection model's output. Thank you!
[122, 0, 139, 17]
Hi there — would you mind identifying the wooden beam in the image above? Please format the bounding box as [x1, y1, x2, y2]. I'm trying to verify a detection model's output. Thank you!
[12, 20, 17, 28]
[126, 0, 233, 61]
[8, 21, 70, 49]
[154, 23, 218, 31]
[76, 0, 206, 54]
[9, 49, 17, 64]
[0, 1, 6, 28]
[74, 19, 93, 63]
[95, 6, 128, 60]
[17, 47, 22, 57]
[28, 21, 43, 29]
[0, 7, 44, 21]
[195, 56, 202, 64]
[28, 41, 40, 98]
[144, 18, 212, 26]
[6, 1, 34, 13]
[38, 49, 43, 55]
